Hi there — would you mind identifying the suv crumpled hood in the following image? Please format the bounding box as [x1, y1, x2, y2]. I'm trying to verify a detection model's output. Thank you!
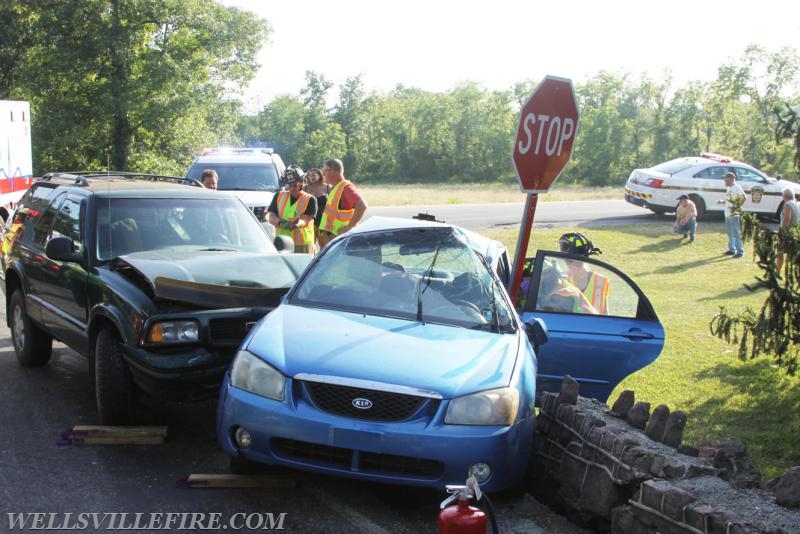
[116, 249, 301, 308]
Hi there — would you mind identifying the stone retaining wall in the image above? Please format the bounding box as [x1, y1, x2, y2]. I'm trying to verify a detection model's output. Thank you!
[528, 382, 800, 533]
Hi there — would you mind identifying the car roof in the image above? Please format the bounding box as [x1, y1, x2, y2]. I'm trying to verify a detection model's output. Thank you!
[192, 154, 277, 164]
[35, 172, 228, 199]
[655, 156, 759, 169]
[191, 148, 278, 164]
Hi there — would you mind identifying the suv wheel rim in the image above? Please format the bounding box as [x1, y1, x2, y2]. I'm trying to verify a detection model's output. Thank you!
[12, 304, 25, 352]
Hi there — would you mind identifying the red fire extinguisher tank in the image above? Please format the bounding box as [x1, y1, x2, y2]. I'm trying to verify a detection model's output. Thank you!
[438, 495, 487, 534]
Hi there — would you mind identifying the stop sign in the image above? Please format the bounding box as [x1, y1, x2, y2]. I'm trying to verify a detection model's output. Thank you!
[512, 76, 580, 193]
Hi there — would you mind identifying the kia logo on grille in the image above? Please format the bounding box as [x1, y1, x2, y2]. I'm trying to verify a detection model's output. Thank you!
[352, 398, 373, 410]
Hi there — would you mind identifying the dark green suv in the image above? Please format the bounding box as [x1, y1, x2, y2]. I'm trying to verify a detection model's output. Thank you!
[1, 172, 311, 424]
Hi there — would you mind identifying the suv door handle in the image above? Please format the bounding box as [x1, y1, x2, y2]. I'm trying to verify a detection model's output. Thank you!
[621, 328, 655, 340]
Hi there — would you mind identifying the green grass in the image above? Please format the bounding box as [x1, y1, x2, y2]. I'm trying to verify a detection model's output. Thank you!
[482, 222, 800, 480]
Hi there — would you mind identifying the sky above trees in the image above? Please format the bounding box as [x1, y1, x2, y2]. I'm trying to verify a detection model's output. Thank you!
[222, 0, 800, 109]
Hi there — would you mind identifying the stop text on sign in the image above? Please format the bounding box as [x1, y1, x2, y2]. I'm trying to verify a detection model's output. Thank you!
[516, 113, 575, 157]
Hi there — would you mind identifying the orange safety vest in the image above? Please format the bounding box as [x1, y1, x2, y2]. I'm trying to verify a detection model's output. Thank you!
[570, 271, 610, 314]
[276, 190, 314, 246]
[319, 180, 355, 236]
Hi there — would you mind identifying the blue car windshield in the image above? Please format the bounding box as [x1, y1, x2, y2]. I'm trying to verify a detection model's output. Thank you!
[291, 227, 516, 332]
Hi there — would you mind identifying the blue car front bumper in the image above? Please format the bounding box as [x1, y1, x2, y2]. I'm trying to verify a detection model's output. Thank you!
[216, 376, 536, 492]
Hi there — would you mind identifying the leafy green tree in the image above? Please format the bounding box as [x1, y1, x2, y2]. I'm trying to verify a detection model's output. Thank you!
[775, 102, 800, 170]
[0, 1, 40, 99]
[7, 0, 269, 174]
[333, 75, 369, 176]
[249, 95, 308, 164]
[572, 72, 633, 186]
[711, 213, 800, 374]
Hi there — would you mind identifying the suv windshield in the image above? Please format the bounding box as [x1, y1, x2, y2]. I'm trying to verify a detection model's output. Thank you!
[291, 227, 516, 332]
[186, 163, 280, 191]
[95, 197, 275, 260]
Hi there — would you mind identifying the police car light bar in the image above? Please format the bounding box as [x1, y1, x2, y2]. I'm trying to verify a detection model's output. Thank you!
[699, 151, 731, 163]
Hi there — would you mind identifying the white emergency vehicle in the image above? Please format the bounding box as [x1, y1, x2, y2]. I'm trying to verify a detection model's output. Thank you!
[0, 100, 33, 221]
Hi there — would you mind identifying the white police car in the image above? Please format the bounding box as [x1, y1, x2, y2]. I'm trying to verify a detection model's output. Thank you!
[624, 152, 800, 219]
[186, 148, 285, 221]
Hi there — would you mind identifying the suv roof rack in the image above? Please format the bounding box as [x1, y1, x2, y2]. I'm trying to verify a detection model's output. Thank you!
[40, 171, 200, 187]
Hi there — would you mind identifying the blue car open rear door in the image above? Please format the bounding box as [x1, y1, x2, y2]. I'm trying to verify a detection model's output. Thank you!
[518, 250, 665, 402]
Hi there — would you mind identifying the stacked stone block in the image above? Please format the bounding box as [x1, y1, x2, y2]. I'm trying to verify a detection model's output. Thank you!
[529, 380, 800, 533]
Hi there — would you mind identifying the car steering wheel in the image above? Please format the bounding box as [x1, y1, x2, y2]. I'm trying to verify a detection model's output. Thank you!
[427, 299, 487, 324]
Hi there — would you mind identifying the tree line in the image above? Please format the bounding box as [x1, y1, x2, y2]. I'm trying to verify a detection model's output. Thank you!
[3, 1, 799, 185]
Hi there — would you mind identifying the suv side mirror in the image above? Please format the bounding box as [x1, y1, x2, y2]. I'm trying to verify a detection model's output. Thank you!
[45, 236, 83, 263]
[524, 317, 548, 353]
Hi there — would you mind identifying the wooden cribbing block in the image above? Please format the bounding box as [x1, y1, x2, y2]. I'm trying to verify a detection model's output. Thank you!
[176, 474, 297, 489]
[59, 425, 168, 445]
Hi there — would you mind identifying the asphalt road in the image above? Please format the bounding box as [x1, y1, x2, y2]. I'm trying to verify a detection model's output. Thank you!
[0, 313, 583, 533]
[367, 199, 659, 231]
[0, 200, 619, 533]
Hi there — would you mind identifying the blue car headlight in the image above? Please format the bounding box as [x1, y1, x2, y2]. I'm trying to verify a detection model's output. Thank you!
[445, 387, 520, 425]
[230, 350, 286, 401]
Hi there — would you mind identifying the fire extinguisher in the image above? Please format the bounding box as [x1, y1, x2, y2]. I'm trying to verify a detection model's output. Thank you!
[438, 476, 499, 534]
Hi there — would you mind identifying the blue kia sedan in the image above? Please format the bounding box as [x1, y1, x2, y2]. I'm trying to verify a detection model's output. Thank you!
[217, 217, 540, 491]
[217, 217, 664, 491]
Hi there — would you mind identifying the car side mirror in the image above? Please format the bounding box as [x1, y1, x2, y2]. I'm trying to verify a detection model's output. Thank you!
[273, 234, 294, 253]
[45, 236, 83, 263]
[524, 317, 548, 353]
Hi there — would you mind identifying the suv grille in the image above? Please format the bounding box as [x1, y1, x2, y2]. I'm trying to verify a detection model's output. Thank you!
[302, 381, 429, 422]
[271, 438, 443, 478]
[209, 317, 253, 342]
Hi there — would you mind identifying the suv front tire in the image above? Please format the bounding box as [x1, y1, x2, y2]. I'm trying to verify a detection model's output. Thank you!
[94, 327, 136, 425]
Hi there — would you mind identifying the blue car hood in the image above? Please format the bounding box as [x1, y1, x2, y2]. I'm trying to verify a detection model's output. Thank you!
[244, 305, 524, 398]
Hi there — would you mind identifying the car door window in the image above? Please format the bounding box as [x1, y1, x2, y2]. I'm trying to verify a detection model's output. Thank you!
[10, 184, 59, 245]
[31, 193, 66, 248]
[693, 166, 727, 180]
[734, 167, 766, 183]
[51, 197, 83, 253]
[521, 254, 645, 319]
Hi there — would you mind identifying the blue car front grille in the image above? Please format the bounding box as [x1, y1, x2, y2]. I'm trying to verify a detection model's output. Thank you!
[271, 438, 443, 478]
[301, 381, 430, 422]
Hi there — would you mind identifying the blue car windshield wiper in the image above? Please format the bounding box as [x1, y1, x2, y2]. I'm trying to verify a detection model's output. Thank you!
[417, 242, 441, 323]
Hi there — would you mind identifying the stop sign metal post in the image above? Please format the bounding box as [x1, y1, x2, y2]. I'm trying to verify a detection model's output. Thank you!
[509, 76, 580, 305]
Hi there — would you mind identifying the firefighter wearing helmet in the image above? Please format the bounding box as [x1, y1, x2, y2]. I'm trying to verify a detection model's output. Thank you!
[267, 165, 318, 255]
[558, 233, 610, 314]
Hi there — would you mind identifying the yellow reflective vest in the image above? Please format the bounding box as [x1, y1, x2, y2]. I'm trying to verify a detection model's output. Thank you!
[569, 271, 609, 314]
[276, 190, 314, 246]
[319, 180, 355, 236]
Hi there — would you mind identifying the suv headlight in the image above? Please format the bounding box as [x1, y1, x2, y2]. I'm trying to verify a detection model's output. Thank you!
[146, 320, 199, 344]
[445, 387, 520, 426]
[230, 350, 285, 401]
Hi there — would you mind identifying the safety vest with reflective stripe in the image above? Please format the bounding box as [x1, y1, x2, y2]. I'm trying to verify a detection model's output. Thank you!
[570, 271, 610, 314]
[276, 190, 314, 246]
[545, 285, 598, 314]
[319, 180, 355, 236]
